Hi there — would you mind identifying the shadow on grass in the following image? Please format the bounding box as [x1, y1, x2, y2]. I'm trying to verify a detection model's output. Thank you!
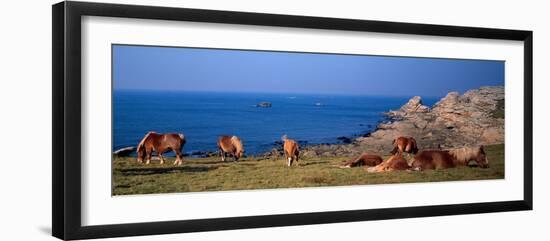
[117, 165, 220, 176]
[190, 160, 252, 165]
[301, 160, 329, 166]
[188, 160, 227, 165]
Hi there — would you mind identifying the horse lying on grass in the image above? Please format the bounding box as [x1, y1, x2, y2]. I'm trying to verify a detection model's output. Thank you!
[340, 153, 383, 168]
[137, 132, 186, 165]
[367, 153, 410, 173]
[411, 146, 489, 170]
[366, 145, 489, 172]
[217, 135, 245, 162]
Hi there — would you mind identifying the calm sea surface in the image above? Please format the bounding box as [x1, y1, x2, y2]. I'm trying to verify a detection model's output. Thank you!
[113, 91, 438, 155]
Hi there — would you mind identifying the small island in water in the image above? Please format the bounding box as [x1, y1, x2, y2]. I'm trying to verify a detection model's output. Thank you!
[256, 101, 272, 108]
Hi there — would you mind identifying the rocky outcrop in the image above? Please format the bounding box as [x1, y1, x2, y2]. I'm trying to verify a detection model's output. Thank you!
[113, 146, 136, 157]
[386, 95, 430, 117]
[356, 86, 505, 153]
[261, 86, 505, 158]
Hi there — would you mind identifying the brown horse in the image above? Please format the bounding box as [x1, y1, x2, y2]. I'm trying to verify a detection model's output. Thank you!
[411, 146, 489, 171]
[340, 153, 383, 168]
[282, 135, 299, 167]
[367, 153, 410, 173]
[390, 136, 419, 156]
[217, 135, 244, 161]
[136, 132, 186, 165]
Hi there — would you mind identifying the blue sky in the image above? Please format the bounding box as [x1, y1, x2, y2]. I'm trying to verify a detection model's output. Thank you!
[113, 45, 504, 97]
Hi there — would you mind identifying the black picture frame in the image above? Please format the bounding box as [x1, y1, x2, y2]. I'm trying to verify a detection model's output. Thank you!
[52, 1, 533, 240]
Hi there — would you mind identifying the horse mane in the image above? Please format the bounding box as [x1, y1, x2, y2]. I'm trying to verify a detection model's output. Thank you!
[448, 146, 483, 164]
[231, 136, 244, 153]
[137, 131, 156, 152]
[281, 134, 288, 142]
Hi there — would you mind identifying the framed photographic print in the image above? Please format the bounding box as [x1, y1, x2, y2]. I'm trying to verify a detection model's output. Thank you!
[52, 1, 533, 240]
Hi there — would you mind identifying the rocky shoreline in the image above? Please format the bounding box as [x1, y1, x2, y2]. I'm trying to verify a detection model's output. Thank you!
[262, 86, 505, 159]
[114, 86, 505, 159]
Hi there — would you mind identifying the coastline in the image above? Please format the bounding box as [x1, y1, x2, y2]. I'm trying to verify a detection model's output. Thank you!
[113, 91, 417, 156]
[112, 86, 506, 195]
[260, 86, 505, 159]
[113, 86, 504, 159]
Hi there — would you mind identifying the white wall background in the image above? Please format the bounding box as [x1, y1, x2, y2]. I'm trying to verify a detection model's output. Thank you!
[0, 0, 547, 240]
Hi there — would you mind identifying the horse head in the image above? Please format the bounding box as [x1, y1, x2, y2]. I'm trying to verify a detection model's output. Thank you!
[231, 136, 245, 160]
[476, 146, 489, 168]
[136, 131, 154, 163]
[448, 146, 489, 168]
[136, 143, 145, 163]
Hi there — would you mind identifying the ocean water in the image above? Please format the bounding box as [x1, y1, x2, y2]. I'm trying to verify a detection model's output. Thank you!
[113, 91, 438, 155]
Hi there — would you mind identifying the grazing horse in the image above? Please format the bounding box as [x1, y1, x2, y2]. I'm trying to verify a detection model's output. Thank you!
[390, 136, 419, 156]
[411, 146, 489, 171]
[282, 135, 299, 167]
[136, 132, 186, 165]
[217, 135, 244, 161]
[340, 153, 383, 168]
[367, 153, 410, 173]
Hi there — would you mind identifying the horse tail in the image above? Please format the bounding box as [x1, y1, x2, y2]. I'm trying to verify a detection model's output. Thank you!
[409, 137, 418, 153]
[178, 133, 186, 145]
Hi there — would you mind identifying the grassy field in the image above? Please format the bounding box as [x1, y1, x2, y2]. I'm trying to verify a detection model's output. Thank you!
[112, 144, 504, 195]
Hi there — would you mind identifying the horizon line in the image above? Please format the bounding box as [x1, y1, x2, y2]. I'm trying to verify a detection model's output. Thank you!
[112, 88, 450, 99]
[112, 86, 504, 99]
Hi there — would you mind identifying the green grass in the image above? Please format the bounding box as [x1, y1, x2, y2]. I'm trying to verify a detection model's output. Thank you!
[112, 144, 504, 195]
[492, 99, 505, 119]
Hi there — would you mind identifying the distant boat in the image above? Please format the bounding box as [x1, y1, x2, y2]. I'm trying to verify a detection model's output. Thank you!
[315, 102, 323, 107]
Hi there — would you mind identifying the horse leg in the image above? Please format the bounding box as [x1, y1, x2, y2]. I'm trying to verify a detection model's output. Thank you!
[145, 149, 152, 165]
[173, 149, 183, 165]
[178, 153, 184, 165]
[221, 151, 226, 162]
[158, 153, 165, 165]
[173, 156, 179, 165]
[406, 153, 414, 166]
[159, 155, 165, 165]
[287, 156, 292, 167]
